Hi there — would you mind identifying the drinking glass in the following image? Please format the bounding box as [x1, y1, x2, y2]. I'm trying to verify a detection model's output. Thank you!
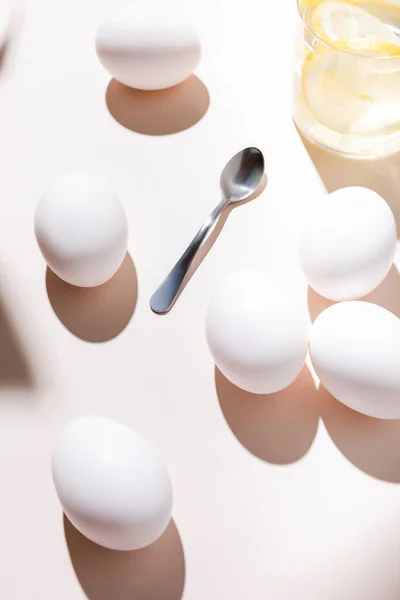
[293, 0, 400, 156]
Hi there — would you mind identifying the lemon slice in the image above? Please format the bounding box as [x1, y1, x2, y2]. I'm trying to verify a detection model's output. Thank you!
[359, 0, 400, 26]
[301, 49, 400, 135]
[311, 0, 400, 53]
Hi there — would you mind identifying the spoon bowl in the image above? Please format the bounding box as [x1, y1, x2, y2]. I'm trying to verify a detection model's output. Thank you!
[220, 147, 265, 203]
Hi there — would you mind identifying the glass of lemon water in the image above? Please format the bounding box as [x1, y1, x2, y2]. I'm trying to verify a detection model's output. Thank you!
[293, 0, 400, 156]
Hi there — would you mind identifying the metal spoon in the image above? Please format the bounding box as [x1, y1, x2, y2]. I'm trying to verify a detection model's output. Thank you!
[150, 147, 265, 315]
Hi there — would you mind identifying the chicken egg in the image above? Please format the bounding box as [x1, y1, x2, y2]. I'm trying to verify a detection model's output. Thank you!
[52, 416, 173, 551]
[299, 187, 397, 301]
[96, 3, 201, 91]
[35, 172, 128, 288]
[206, 271, 309, 394]
[310, 301, 400, 419]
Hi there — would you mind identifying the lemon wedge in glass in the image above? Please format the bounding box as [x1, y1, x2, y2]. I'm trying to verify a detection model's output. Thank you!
[311, 0, 400, 52]
[301, 0, 400, 135]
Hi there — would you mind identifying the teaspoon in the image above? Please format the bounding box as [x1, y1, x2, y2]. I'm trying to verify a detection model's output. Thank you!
[150, 147, 265, 315]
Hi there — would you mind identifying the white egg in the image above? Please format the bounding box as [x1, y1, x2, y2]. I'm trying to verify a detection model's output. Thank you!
[299, 187, 397, 301]
[52, 416, 173, 551]
[35, 173, 128, 288]
[96, 3, 201, 91]
[310, 301, 400, 419]
[206, 271, 310, 394]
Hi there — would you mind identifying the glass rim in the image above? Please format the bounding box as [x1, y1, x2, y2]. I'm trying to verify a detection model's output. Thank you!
[297, 0, 400, 60]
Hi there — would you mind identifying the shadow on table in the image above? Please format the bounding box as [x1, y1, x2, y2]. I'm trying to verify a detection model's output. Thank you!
[305, 261, 400, 482]
[0, 293, 36, 390]
[46, 253, 137, 343]
[215, 365, 320, 465]
[0, 41, 9, 73]
[307, 264, 400, 323]
[64, 516, 186, 600]
[306, 260, 400, 482]
[320, 386, 400, 483]
[106, 75, 210, 136]
[215, 359, 400, 481]
[0, 5, 24, 82]
[297, 126, 400, 230]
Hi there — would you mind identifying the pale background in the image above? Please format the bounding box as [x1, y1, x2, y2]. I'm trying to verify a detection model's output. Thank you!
[1, 0, 400, 598]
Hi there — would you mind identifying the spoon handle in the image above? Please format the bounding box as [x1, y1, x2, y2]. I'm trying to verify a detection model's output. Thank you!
[150, 199, 228, 315]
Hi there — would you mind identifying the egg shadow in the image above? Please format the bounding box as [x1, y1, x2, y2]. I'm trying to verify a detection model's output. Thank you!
[162, 173, 268, 312]
[46, 253, 137, 343]
[319, 386, 400, 483]
[307, 264, 400, 323]
[215, 365, 320, 464]
[307, 287, 336, 323]
[307, 264, 400, 482]
[297, 125, 400, 230]
[364, 263, 400, 318]
[106, 75, 210, 136]
[64, 516, 186, 600]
